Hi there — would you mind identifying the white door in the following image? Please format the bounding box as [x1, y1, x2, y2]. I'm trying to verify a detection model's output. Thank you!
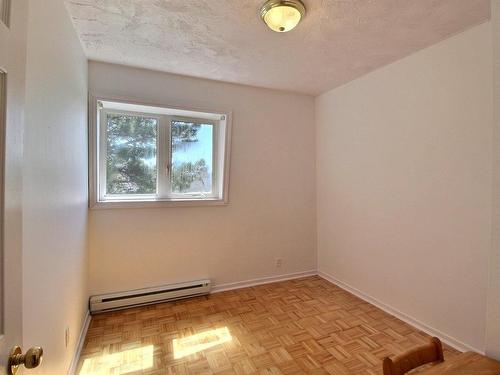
[0, 0, 34, 374]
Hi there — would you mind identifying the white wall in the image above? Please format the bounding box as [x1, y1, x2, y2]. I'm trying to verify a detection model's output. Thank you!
[88, 61, 316, 295]
[23, 1, 88, 374]
[487, 0, 500, 359]
[316, 22, 493, 352]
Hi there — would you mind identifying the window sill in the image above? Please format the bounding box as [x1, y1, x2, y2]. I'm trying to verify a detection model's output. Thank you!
[90, 198, 228, 210]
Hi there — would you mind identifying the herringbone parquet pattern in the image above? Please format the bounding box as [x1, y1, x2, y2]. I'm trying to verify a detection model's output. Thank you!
[78, 276, 459, 375]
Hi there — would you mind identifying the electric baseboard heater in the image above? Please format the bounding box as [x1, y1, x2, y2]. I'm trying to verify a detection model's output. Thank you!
[89, 279, 211, 314]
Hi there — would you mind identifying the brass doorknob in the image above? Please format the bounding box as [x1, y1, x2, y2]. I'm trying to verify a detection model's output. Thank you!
[8, 346, 43, 374]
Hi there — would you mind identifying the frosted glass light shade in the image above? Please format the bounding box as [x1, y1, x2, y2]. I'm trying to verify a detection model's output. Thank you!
[260, 0, 306, 33]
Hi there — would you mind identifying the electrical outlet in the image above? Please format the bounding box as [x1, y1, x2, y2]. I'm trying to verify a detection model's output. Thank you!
[275, 258, 283, 268]
[65, 326, 70, 348]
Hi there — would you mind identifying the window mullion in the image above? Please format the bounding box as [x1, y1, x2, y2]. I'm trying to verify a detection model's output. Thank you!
[157, 115, 170, 199]
[166, 117, 172, 198]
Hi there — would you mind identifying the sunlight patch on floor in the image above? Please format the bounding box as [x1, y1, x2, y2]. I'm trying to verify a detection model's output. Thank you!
[173, 327, 232, 359]
[79, 345, 154, 375]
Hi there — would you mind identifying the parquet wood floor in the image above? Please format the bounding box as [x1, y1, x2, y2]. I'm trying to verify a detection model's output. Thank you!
[77, 276, 459, 375]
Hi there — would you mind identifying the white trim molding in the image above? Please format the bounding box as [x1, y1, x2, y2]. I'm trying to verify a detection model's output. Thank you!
[211, 270, 317, 293]
[318, 270, 484, 354]
[65, 270, 485, 375]
[87, 94, 233, 209]
[67, 310, 92, 375]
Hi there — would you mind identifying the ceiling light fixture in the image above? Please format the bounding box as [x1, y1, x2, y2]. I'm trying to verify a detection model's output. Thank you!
[260, 0, 306, 33]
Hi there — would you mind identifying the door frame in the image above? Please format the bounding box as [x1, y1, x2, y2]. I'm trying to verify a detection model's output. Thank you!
[0, 0, 28, 372]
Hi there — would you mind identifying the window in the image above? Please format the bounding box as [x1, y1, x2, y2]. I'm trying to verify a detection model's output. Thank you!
[0, 0, 10, 27]
[90, 98, 231, 208]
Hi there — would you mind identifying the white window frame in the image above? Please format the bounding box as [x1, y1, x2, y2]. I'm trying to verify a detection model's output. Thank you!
[0, 0, 11, 27]
[89, 95, 232, 209]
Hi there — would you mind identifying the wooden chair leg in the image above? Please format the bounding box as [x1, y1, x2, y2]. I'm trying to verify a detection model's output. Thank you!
[383, 357, 395, 375]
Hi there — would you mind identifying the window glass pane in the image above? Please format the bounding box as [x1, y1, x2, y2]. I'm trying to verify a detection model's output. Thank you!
[171, 121, 213, 194]
[106, 114, 157, 195]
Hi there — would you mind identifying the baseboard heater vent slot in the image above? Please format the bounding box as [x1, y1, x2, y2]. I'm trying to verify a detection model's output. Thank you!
[89, 279, 211, 314]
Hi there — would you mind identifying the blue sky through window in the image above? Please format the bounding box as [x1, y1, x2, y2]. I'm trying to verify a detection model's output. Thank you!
[172, 124, 213, 173]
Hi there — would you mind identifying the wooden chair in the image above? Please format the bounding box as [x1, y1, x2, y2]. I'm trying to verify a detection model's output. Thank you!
[383, 337, 444, 375]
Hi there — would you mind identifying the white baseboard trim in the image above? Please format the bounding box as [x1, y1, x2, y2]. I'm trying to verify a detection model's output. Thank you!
[68, 271, 481, 364]
[318, 270, 484, 354]
[67, 310, 92, 375]
[211, 270, 317, 293]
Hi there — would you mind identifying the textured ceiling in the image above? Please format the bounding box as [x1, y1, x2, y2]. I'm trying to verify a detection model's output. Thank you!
[65, 0, 490, 95]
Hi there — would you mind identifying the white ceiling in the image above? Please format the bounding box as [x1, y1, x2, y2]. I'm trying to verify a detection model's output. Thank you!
[65, 0, 490, 95]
